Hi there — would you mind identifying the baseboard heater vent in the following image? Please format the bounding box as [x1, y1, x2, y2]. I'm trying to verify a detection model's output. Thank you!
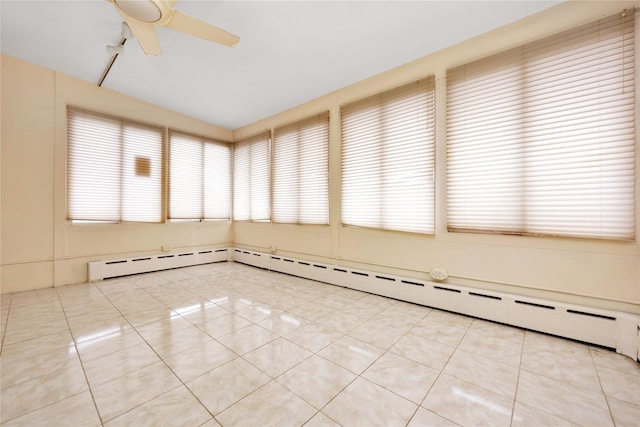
[230, 248, 640, 361]
[88, 248, 230, 281]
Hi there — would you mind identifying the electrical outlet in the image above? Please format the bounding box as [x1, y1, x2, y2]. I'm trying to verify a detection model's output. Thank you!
[430, 268, 448, 281]
[162, 245, 171, 252]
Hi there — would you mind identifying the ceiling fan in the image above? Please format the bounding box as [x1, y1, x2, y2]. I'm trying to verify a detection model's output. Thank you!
[107, 0, 240, 56]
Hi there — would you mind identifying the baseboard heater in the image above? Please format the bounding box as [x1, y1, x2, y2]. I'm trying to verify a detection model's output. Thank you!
[231, 248, 640, 361]
[87, 248, 230, 281]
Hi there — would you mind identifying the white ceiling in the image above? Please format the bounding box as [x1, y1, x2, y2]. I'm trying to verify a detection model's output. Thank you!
[1, 1, 560, 130]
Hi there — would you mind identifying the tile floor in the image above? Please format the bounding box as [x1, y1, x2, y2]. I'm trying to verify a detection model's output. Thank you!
[1, 262, 638, 426]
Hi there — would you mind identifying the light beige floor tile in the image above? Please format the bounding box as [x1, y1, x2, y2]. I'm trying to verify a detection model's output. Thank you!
[358, 294, 396, 308]
[196, 313, 252, 338]
[217, 381, 317, 427]
[303, 412, 341, 427]
[9, 288, 59, 308]
[456, 329, 522, 367]
[1, 294, 12, 310]
[91, 361, 181, 423]
[2, 391, 100, 427]
[407, 407, 460, 427]
[0, 344, 81, 389]
[82, 342, 160, 387]
[69, 316, 131, 342]
[444, 348, 519, 398]
[289, 302, 337, 321]
[596, 364, 640, 405]
[285, 323, 343, 353]
[314, 311, 364, 333]
[370, 311, 422, 330]
[410, 320, 467, 348]
[383, 301, 431, 319]
[332, 287, 366, 300]
[164, 296, 214, 313]
[608, 397, 640, 427]
[213, 295, 255, 312]
[187, 357, 271, 415]
[363, 352, 439, 404]
[0, 365, 89, 423]
[75, 325, 144, 362]
[217, 324, 276, 355]
[391, 333, 455, 371]
[523, 331, 592, 362]
[425, 310, 473, 329]
[319, 335, 384, 374]
[178, 302, 228, 324]
[342, 301, 384, 319]
[591, 347, 640, 376]
[276, 354, 356, 409]
[348, 322, 407, 350]
[516, 369, 613, 426]
[521, 350, 600, 391]
[3, 317, 69, 345]
[200, 418, 222, 427]
[109, 294, 164, 315]
[510, 401, 578, 427]
[164, 339, 237, 382]
[468, 319, 524, 343]
[134, 315, 193, 341]
[0, 330, 74, 358]
[423, 374, 513, 427]
[243, 337, 312, 378]
[258, 312, 308, 335]
[63, 300, 120, 321]
[124, 304, 178, 327]
[236, 304, 282, 323]
[105, 386, 211, 427]
[323, 377, 417, 427]
[312, 294, 354, 310]
[146, 324, 215, 358]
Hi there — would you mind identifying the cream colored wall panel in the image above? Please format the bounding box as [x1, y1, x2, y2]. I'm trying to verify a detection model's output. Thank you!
[234, 223, 332, 257]
[1, 262, 53, 293]
[1, 56, 55, 264]
[54, 73, 232, 141]
[65, 222, 232, 259]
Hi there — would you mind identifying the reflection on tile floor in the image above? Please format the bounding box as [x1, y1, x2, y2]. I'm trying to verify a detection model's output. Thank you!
[1, 262, 638, 426]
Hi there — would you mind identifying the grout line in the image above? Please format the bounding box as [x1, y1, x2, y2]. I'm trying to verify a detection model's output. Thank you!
[508, 326, 527, 427]
[55, 284, 105, 426]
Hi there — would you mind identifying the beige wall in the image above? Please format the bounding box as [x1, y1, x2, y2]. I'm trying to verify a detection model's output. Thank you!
[1, 55, 233, 293]
[233, 1, 640, 314]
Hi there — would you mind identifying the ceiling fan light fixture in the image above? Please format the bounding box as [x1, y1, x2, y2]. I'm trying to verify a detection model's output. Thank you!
[114, 0, 162, 23]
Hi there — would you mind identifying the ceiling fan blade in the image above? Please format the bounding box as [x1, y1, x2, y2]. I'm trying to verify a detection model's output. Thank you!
[121, 14, 162, 56]
[166, 10, 239, 48]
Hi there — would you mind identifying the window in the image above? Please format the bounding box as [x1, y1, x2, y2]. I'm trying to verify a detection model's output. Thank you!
[67, 108, 163, 223]
[447, 11, 635, 240]
[233, 132, 270, 221]
[169, 131, 231, 220]
[273, 112, 330, 224]
[341, 77, 436, 234]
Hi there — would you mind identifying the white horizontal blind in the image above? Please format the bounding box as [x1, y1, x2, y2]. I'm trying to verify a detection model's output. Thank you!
[447, 11, 635, 240]
[273, 112, 329, 224]
[233, 132, 270, 221]
[169, 131, 231, 220]
[68, 108, 163, 223]
[204, 141, 231, 220]
[341, 77, 436, 234]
